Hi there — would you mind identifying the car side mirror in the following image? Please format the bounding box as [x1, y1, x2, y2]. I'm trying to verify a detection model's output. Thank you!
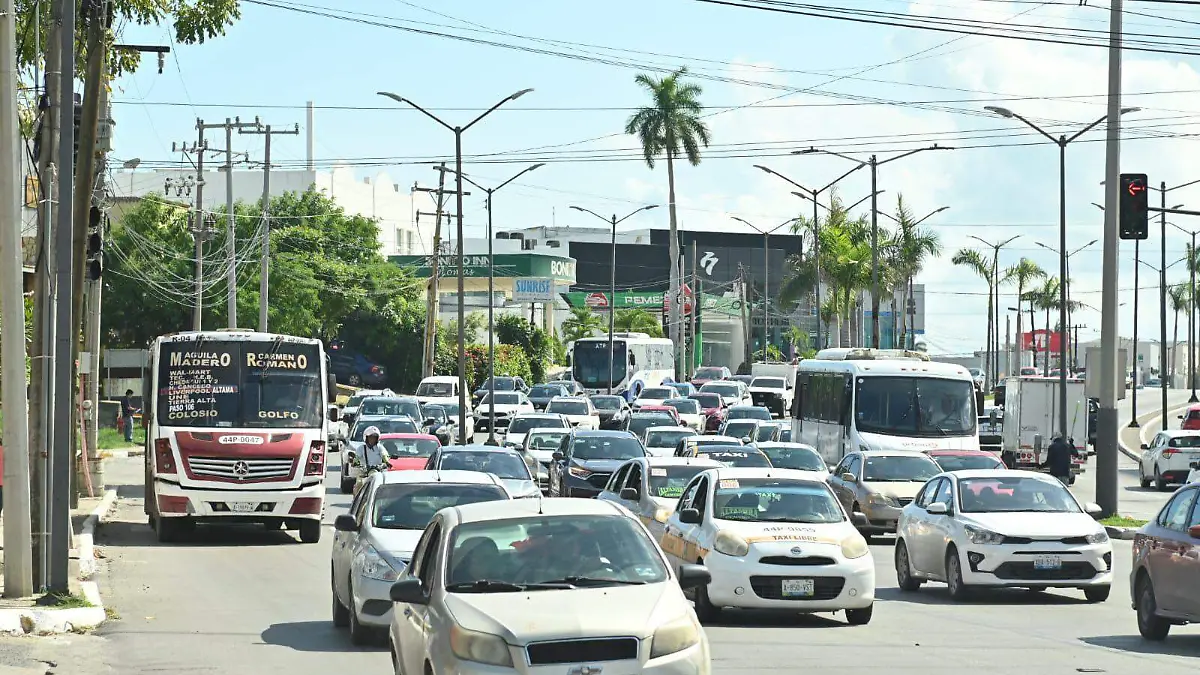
[742, 436, 752, 443]
[333, 514, 359, 532]
[389, 578, 428, 605]
[552, 452, 564, 462]
[1178, 414, 1184, 420]
[1140, 443, 1149, 450]
[851, 512, 869, 527]
[620, 487, 640, 501]
[841, 472, 857, 483]
[1191, 460, 1200, 470]
[676, 564, 712, 590]
[1189, 525, 1200, 539]
[328, 407, 341, 422]
[1084, 502, 1103, 518]
[926, 502, 949, 515]
[679, 508, 702, 525]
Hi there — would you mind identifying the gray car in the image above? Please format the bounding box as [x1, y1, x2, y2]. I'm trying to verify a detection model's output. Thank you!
[423, 445, 541, 498]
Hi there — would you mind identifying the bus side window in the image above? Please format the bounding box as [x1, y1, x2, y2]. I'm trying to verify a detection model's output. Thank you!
[839, 376, 852, 428]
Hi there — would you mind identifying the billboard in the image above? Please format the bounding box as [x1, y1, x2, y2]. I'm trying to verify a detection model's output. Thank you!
[512, 277, 555, 302]
[1021, 329, 1067, 353]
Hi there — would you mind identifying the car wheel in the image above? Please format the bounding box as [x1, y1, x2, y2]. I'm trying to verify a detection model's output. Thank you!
[693, 564, 721, 623]
[845, 604, 873, 626]
[347, 373, 362, 386]
[1083, 585, 1111, 603]
[1136, 577, 1171, 641]
[895, 541, 923, 591]
[299, 519, 322, 544]
[1139, 464, 1151, 489]
[348, 579, 371, 646]
[945, 548, 971, 601]
[332, 571, 350, 628]
[1155, 464, 1170, 492]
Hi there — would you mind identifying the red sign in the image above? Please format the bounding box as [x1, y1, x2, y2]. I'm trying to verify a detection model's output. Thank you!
[584, 292, 609, 309]
[1020, 329, 1066, 353]
[664, 284, 694, 316]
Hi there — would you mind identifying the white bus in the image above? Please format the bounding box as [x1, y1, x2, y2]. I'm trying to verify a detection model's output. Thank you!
[790, 348, 980, 467]
[570, 333, 675, 401]
[143, 331, 337, 544]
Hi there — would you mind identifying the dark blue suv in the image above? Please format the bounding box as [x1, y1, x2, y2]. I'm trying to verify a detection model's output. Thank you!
[328, 342, 387, 387]
[548, 430, 647, 498]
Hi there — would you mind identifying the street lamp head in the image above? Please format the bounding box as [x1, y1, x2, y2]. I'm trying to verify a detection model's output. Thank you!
[642, 204, 660, 211]
[1120, 107, 1141, 115]
[527, 162, 547, 172]
[569, 205, 586, 213]
[984, 106, 1015, 118]
[508, 88, 535, 102]
[752, 164, 772, 174]
[791, 190, 811, 201]
[731, 216, 751, 227]
[1173, 203, 1186, 210]
[123, 158, 141, 169]
[934, 206, 950, 214]
[377, 91, 405, 104]
[792, 148, 819, 155]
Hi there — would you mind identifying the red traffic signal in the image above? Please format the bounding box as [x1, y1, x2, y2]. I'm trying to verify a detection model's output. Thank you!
[1119, 173, 1149, 240]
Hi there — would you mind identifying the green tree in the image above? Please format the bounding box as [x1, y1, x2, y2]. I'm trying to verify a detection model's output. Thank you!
[951, 248, 994, 377]
[889, 195, 943, 349]
[1005, 257, 1046, 366]
[613, 308, 664, 337]
[495, 314, 551, 383]
[626, 67, 711, 378]
[443, 312, 486, 345]
[1169, 283, 1190, 381]
[560, 306, 605, 343]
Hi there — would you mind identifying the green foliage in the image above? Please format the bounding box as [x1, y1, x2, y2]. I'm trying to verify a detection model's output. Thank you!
[561, 306, 605, 343]
[754, 344, 784, 362]
[495, 314, 551, 383]
[432, 341, 531, 390]
[614, 308, 663, 337]
[625, 67, 711, 170]
[443, 312, 485, 345]
[548, 331, 568, 365]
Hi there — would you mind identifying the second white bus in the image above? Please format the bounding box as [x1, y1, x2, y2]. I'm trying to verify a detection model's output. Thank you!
[570, 333, 675, 401]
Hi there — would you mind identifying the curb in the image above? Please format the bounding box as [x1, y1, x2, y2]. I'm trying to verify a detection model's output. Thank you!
[78, 489, 118, 580]
[1105, 525, 1139, 541]
[1117, 400, 1195, 463]
[99, 448, 143, 458]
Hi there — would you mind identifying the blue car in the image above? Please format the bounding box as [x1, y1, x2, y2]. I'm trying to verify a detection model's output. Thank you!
[548, 430, 647, 498]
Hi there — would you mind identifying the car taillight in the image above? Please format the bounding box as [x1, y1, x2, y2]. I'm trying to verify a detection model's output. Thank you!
[1163, 448, 1178, 456]
[154, 438, 176, 473]
[371, 365, 382, 374]
[305, 441, 326, 476]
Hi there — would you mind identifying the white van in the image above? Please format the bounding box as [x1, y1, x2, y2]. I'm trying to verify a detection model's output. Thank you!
[415, 376, 465, 410]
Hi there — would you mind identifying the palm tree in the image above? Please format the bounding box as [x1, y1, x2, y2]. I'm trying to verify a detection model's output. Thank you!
[952, 249, 994, 384]
[626, 67, 711, 380]
[1169, 283, 1190, 383]
[890, 195, 943, 349]
[1032, 277, 1062, 375]
[561, 306, 605, 343]
[1006, 258, 1047, 371]
[614, 308, 664, 337]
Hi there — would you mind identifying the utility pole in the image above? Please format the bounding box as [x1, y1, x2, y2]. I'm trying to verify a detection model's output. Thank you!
[689, 240, 697, 375]
[413, 165, 464, 377]
[215, 118, 259, 328]
[82, 72, 113, 497]
[1, 0, 33, 597]
[739, 265, 751, 368]
[241, 123, 299, 332]
[174, 124, 211, 331]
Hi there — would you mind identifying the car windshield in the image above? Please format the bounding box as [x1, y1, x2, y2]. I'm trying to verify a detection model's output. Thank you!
[958, 476, 1082, 513]
[531, 385, 566, 398]
[438, 451, 531, 480]
[1167, 435, 1200, 448]
[422, 406, 447, 423]
[751, 377, 787, 389]
[526, 431, 569, 450]
[714, 479, 844, 523]
[778, 428, 791, 442]
[700, 448, 772, 468]
[352, 418, 419, 440]
[645, 429, 695, 448]
[862, 455, 942, 482]
[665, 399, 700, 414]
[723, 421, 758, 438]
[755, 425, 778, 442]
[547, 399, 590, 415]
[480, 378, 516, 392]
[572, 436, 646, 461]
[379, 437, 440, 459]
[648, 465, 708, 499]
[591, 396, 623, 410]
[759, 445, 825, 471]
[855, 376, 976, 437]
[933, 454, 1004, 471]
[702, 383, 741, 397]
[415, 381, 455, 397]
[639, 388, 675, 400]
[572, 340, 627, 389]
[694, 368, 725, 380]
[445, 514, 667, 589]
[360, 398, 422, 419]
[628, 415, 676, 437]
[727, 407, 771, 421]
[483, 392, 523, 406]
[508, 416, 567, 434]
[372, 483, 508, 530]
[693, 437, 738, 448]
[690, 393, 722, 409]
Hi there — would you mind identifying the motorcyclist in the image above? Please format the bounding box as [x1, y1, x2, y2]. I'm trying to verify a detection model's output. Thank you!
[1041, 434, 1074, 485]
[360, 426, 389, 472]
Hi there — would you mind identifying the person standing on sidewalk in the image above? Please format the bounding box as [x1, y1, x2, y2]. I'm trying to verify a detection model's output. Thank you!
[120, 389, 137, 443]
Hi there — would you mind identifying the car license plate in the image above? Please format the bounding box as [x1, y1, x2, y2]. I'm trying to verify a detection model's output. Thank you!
[782, 579, 815, 597]
[228, 502, 256, 513]
[1033, 555, 1061, 571]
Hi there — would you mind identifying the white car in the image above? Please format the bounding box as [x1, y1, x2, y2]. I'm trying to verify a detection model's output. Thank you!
[474, 391, 535, 433]
[598, 456, 722, 541]
[699, 380, 751, 408]
[387, 498, 714, 675]
[1138, 429, 1200, 491]
[633, 385, 678, 410]
[747, 376, 792, 418]
[503, 412, 570, 449]
[643, 426, 698, 457]
[660, 466, 875, 624]
[545, 396, 600, 430]
[676, 435, 743, 457]
[1188, 461, 1200, 485]
[414, 375, 462, 408]
[341, 388, 397, 424]
[663, 398, 705, 432]
[719, 419, 761, 444]
[520, 428, 572, 488]
[330, 470, 511, 644]
[894, 469, 1112, 602]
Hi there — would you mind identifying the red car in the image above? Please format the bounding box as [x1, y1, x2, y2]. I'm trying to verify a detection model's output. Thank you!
[1179, 405, 1200, 431]
[634, 405, 681, 425]
[927, 449, 1005, 473]
[378, 433, 441, 471]
[688, 392, 727, 433]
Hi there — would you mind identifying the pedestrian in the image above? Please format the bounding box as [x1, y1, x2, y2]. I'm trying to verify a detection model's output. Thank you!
[1041, 434, 1073, 485]
[120, 389, 137, 443]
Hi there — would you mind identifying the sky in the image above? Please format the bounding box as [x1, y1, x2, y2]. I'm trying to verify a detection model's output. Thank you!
[107, 0, 1200, 355]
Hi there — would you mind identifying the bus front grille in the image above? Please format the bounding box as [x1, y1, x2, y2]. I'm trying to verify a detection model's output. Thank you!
[186, 456, 297, 481]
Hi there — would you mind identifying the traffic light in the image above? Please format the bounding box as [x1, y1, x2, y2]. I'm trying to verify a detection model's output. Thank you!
[1119, 173, 1149, 240]
[87, 205, 104, 280]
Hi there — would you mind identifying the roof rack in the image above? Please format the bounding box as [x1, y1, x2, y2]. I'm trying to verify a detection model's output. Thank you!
[814, 348, 931, 362]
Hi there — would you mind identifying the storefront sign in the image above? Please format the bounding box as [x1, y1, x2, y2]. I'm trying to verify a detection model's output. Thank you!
[513, 277, 555, 302]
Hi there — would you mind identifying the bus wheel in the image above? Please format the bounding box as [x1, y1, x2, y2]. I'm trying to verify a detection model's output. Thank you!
[299, 519, 322, 544]
[156, 517, 180, 543]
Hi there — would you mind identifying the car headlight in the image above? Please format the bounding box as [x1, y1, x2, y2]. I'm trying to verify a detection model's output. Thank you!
[868, 493, 900, 508]
[964, 525, 1006, 545]
[649, 615, 700, 659]
[840, 534, 870, 559]
[448, 624, 513, 667]
[358, 544, 400, 582]
[568, 465, 593, 479]
[1086, 530, 1109, 544]
[654, 507, 673, 523]
[713, 529, 750, 557]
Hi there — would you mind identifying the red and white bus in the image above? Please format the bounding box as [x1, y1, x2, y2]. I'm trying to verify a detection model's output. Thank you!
[143, 331, 337, 543]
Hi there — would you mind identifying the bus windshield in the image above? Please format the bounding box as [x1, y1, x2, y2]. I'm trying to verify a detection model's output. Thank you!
[573, 341, 627, 389]
[854, 376, 976, 437]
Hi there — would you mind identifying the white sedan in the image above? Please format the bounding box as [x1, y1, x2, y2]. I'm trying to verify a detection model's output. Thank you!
[503, 412, 570, 449]
[894, 469, 1112, 602]
[643, 426, 698, 457]
[1138, 429, 1200, 491]
[633, 385, 678, 410]
[598, 456, 722, 541]
[387, 498, 714, 675]
[664, 398, 706, 432]
[545, 396, 600, 430]
[474, 391, 534, 432]
[660, 467, 875, 625]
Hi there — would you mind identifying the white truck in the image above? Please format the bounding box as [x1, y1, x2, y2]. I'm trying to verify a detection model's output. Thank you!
[749, 362, 797, 418]
[1000, 376, 1087, 482]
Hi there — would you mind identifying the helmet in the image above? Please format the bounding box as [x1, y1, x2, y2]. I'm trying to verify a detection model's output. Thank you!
[364, 426, 381, 440]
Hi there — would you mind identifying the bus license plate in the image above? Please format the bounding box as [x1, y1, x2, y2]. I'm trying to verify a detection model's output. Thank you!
[1033, 555, 1061, 571]
[782, 579, 815, 597]
[228, 502, 257, 513]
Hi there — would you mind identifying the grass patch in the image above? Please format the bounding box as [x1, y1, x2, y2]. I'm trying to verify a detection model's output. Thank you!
[38, 592, 94, 609]
[1100, 515, 1148, 528]
[97, 425, 144, 450]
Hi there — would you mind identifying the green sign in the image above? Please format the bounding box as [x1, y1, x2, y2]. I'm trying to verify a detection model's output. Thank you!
[563, 291, 740, 313]
[388, 253, 576, 283]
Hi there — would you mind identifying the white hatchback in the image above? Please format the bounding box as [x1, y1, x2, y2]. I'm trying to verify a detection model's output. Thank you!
[1139, 429, 1200, 491]
[659, 467, 875, 625]
[633, 386, 678, 410]
[545, 396, 600, 430]
[643, 426, 698, 457]
[894, 469, 1112, 602]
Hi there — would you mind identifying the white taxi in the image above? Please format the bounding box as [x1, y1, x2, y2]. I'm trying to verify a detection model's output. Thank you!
[598, 456, 723, 542]
[660, 467, 875, 625]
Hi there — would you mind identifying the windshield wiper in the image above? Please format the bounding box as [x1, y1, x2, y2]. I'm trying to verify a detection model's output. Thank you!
[537, 576, 647, 587]
[445, 580, 573, 593]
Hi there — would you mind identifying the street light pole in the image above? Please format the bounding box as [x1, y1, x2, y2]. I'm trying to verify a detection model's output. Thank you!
[378, 88, 532, 444]
[1138, 256, 1187, 425]
[969, 235, 1020, 391]
[570, 205, 660, 394]
[731, 217, 798, 359]
[879, 206, 950, 348]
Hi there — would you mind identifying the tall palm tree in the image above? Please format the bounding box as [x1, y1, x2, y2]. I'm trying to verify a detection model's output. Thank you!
[561, 306, 605, 343]
[1006, 258, 1047, 371]
[626, 67, 711, 380]
[890, 195, 943, 350]
[1169, 283, 1190, 382]
[952, 249, 994, 384]
[1032, 277, 1062, 376]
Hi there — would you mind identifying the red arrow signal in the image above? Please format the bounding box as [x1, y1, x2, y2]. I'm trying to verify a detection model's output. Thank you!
[1128, 181, 1146, 197]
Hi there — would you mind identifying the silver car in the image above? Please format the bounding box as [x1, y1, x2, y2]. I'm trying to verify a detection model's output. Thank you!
[425, 445, 542, 498]
[330, 470, 510, 644]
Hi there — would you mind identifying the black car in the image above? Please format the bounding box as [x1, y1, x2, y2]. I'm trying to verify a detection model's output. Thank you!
[548, 380, 586, 396]
[421, 404, 454, 446]
[528, 383, 570, 411]
[471, 376, 529, 406]
[590, 394, 631, 430]
[547, 430, 647, 498]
